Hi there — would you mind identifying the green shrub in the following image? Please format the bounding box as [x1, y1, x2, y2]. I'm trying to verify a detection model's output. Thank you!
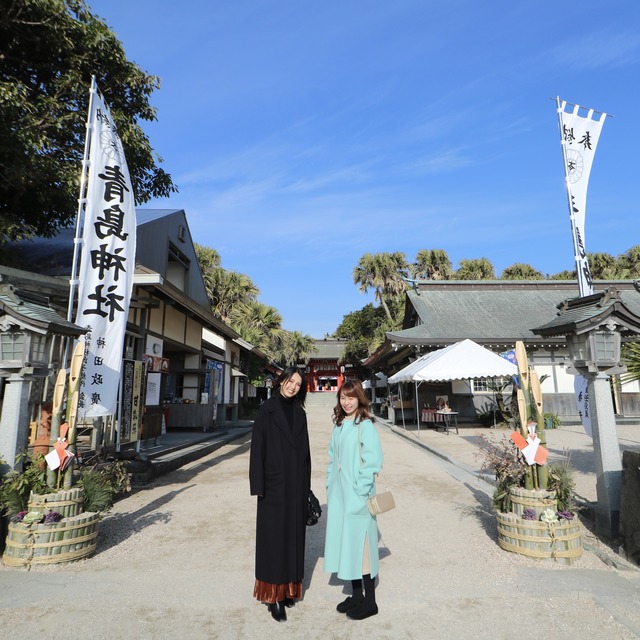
[0, 452, 48, 517]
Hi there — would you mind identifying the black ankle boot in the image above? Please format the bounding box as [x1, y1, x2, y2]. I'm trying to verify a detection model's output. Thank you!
[337, 578, 364, 613]
[336, 592, 364, 613]
[346, 599, 378, 620]
[268, 600, 287, 622]
[347, 574, 378, 620]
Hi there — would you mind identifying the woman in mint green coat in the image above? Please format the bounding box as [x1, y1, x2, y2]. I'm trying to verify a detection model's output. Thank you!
[324, 380, 383, 620]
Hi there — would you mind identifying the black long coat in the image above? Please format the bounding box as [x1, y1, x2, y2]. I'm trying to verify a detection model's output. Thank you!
[249, 394, 311, 585]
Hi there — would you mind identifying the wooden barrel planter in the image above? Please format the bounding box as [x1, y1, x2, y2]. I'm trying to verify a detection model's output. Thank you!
[509, 487, 557, 518]
[2, 512, 99, 567]
[496, 511, 582, 564]
[28, 488, 84, 519]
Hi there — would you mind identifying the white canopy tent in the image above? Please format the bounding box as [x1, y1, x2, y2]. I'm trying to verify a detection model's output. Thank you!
[387, 339, 518, 433]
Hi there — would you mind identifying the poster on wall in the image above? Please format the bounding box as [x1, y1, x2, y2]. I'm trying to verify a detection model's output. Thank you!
[120, 359, 144, 444]
[146, 372, 162, 406]
[144, 354, 170, 373]
[130, 360, 143, 442]
[205, 360, 224, 420]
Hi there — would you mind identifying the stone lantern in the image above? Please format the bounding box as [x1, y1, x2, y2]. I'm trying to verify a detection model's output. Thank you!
[0, 284, 85, 474]
[532, 286, 640, 539]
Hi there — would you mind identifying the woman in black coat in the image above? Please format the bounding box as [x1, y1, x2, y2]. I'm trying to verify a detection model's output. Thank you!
[249, 366, 311, 622]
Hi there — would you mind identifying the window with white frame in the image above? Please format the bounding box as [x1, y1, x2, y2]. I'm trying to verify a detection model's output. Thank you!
[472, 377, 514, 393]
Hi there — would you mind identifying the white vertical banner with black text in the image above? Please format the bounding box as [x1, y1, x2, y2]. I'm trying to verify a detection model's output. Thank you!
[556, 98, 606, 298]
[557, 98, 606, 438]
[75, 86, 136, 418]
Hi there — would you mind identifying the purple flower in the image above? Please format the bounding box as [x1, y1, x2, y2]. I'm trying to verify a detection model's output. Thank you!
[44, 511, 63, 524]
[558, 510, 574, 521]
[10, 510, 28, 523]
[521, 508, 537, 520]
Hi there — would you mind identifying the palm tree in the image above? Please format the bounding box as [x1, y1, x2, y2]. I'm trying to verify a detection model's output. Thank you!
[455, 257, 496, 280]
[548, 269, 576, 280]
[195, 243, 221, 304]
[276, 331, 317, 366]
[500, 263, 544, 280]
[621, 340, 640, 385]
[618, 245, 640, 278]
[211, 270, 260, 323]
[411, 249, 453, 280]
[194, 243, 260, 323]
[353, 252, 408, 321]
[230, 300, 285, 361]
[587, 252, 625, 279]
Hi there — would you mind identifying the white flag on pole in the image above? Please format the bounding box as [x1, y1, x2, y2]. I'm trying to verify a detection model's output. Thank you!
[556, 98, 606, 298]
[556, 99, 607, 439]
[75, 86, 136, 417]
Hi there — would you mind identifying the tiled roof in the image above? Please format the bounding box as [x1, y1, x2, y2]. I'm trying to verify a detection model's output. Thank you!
[533, 287, 640, 336]
[387, 280, 640, 345]
[0, 285, 85, 335]
[310, 339, 347, 359]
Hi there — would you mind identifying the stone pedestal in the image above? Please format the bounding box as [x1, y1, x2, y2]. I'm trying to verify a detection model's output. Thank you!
[0, 374, 32, 474]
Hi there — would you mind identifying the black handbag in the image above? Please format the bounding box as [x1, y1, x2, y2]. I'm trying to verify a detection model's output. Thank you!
[306, 489, 322, 526]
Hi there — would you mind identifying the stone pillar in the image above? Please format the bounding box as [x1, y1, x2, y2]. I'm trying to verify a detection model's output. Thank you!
[588, 373, 623, 539]
[0, 374, 32, 474]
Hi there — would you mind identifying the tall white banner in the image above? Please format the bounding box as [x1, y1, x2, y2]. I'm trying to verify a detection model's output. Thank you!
[75, 86, 136, 417]
[556, 98, 606, 297]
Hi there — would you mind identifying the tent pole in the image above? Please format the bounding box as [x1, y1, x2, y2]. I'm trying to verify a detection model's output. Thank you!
[400, 382, 406, 430]
[493, 387, 497, 428]
[415, 381, 421, 438]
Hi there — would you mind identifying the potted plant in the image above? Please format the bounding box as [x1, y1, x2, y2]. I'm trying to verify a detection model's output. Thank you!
[543, 412, 561, 430]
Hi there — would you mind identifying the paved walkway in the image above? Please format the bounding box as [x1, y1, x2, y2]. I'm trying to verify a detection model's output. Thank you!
[378, 416, 640, 507]
[1, 394, 639, 639]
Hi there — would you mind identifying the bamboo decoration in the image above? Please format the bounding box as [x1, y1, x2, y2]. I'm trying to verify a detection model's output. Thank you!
[515, 341, 549, 490]
[529, 371, 548, 490]
[3, 512, 99, 567]
[495, 343, 581, 563]
[63, 342, 84, 489]
[496, 512, 582, 564]
[46, 369, 68, 489]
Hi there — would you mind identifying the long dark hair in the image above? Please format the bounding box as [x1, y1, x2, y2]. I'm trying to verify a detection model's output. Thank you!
[274, 366, 307, 407]
[333, 380, 374, 426]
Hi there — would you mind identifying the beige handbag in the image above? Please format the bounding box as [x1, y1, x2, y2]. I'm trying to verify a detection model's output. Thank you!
[358, 423, 396, 516]
[367, 482, 396, 516]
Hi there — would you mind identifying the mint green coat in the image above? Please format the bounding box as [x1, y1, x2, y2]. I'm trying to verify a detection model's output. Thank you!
[324, 418, 383, 580]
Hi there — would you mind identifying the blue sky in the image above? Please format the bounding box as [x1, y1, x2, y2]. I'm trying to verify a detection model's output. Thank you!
[89, 0, 640, 337]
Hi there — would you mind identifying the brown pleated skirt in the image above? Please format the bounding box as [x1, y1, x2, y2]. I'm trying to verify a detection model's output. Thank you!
[253, 579, 302, 604]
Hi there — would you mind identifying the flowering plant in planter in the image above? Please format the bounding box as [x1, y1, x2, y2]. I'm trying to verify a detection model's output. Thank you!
[10, 510, 63, 525]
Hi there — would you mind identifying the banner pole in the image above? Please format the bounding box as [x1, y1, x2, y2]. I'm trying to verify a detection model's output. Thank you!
[64, 76, 97, 366]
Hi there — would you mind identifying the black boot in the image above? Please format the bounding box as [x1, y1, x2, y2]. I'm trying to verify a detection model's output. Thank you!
[347, 574, 378, 620]
[336, 578, 364, 613]
[268, 600, 287, 622]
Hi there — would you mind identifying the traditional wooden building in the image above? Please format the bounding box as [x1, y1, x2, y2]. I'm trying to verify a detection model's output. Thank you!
[1, 209, 269, 444]
[366, 279, 640, 422]
[306, 338, 347, 392]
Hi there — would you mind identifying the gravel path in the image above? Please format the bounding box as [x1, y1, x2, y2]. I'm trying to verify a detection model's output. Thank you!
[2, 393, 640, 639]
